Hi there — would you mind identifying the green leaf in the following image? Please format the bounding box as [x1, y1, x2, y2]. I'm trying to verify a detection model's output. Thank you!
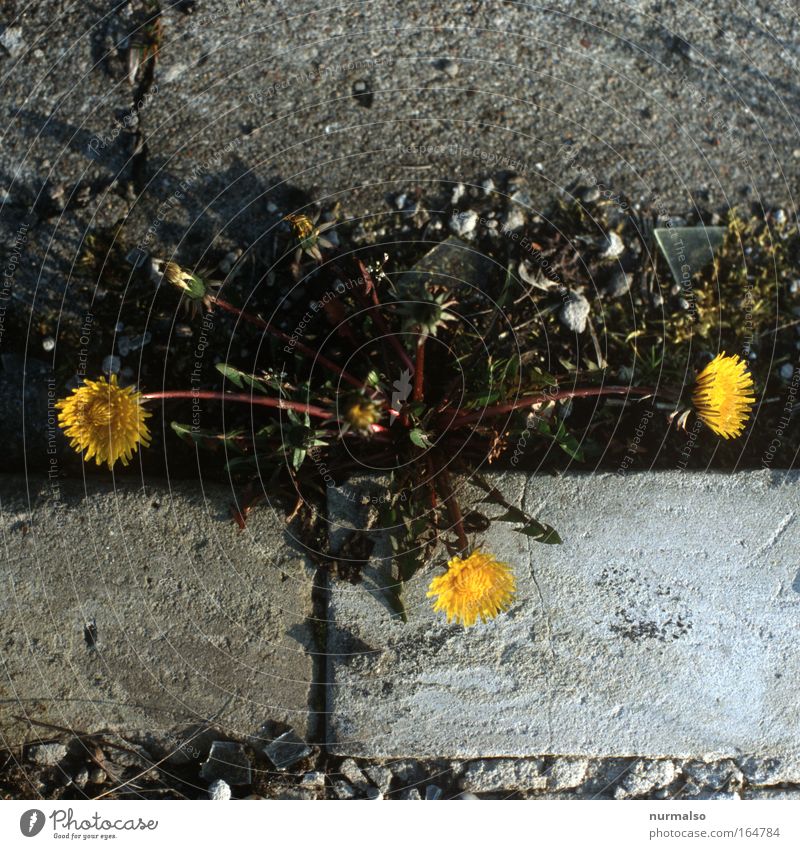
[409, 428, 431, 448]
[216, 363, 245, 388]
[171, 421, 195, 441]
[529, 367, 558, 388]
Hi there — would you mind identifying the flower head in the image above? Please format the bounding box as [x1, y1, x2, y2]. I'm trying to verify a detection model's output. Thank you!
[57, 375, 152, 469]
[285, 211, 336, 263]
[153, 259, 219, 316]
[691, 352, 756, 439]
[343, 399, 381, 435]
[427, 550, 516, 627]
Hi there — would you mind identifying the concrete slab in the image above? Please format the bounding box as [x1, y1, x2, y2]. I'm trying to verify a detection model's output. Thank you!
[326, 470, 800, 766]
[0, 475, 317, 745]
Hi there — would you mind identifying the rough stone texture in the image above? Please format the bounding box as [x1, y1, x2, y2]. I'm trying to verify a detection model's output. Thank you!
[0, 475, 317, 745]
[326, 471, 800, 768]
[1, 0, 798, 267]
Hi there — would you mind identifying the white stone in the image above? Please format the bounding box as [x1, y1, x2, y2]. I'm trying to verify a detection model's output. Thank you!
[208, 779, 231, 800]
[461, 759, 547, 792]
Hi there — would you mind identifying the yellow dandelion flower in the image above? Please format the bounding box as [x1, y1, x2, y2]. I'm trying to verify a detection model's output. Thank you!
[163, 261, 195, 294]
[56, 375, 152, 469]
[285, 213, 315, 241]
[427, 550, 516, 627]
[691, 352, 756, 439]
[284, 212, 336, 262]
[344, 400, 381, 434]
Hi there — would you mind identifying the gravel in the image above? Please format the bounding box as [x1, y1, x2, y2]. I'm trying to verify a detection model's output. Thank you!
[27, 743, 68, 767]
[599, 232, 626, 261]
[558, 289, 592, 333]
[449, 209, 479, 239]
[605, 268, 633, 298]
[208, 779, 232, 800]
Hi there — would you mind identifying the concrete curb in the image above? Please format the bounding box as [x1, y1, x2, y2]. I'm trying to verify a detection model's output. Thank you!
[326, 471, 800, 773]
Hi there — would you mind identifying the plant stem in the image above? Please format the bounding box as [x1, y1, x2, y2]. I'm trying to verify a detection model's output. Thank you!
[356, 260, 416, 374]
[441, 385, 658, 428]
[213, 297, 365, 390]
[436, 467, 469, 556]
[412, 335, 426, 402]
[141, 390, 331, 420]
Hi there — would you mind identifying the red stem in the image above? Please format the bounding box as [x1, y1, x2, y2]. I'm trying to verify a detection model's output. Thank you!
[356, 261, 416, 374]
[213, 297, 365, 390]
[142, 390, 331, 419]
[412, 336, 426, 402]
[441, 385, 658, 428]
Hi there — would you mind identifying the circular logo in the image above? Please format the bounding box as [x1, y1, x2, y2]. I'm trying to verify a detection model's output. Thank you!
[20, 810, 45, 837]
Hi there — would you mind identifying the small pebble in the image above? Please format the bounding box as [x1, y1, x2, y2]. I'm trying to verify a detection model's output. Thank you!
[399, 787, 422, 800]
[605, 269, 633, 298]
[580, 186, 600, 203]
[208, 779, 232, 800]
[779, 363, 795, 380]
[300, 771, 326, 788]
[449, 209, 478, 239]
[503, 206, 526, 232]
[438, 58, 459, 78]
[263, 730, 312, 770]
[89, 768, 107, 784]
[600, 231, 625, 260]
[41, 336, 55, 352]
[425, 784, 443, 800]
[72, 767, 89, 789]
[102, 355, 121, 375]
[0, 25, 26, 58]
[559, 290, 591, 334]
[332, 780, 357, 799]
[364, 764, 393, 794]
[450, 183, 466, 205]
[28, 743, 68, 766]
